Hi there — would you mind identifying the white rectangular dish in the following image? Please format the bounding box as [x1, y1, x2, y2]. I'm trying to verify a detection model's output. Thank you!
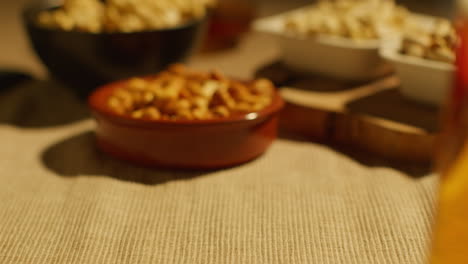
[254, 7, 455, 106]
[252, 6, 390, 82]
[380, 49, 454, 106]
[380, 14, 455, 106]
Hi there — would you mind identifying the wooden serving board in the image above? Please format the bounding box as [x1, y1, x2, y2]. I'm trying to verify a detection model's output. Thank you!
[256, 62, 440, 164]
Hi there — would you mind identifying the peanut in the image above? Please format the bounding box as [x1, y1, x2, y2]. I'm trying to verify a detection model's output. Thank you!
[107, 64, 276, 121]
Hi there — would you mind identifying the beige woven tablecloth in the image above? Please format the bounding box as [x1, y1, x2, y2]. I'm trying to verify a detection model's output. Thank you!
[0, 1, 438, 261]
[0, 78, 437, 264]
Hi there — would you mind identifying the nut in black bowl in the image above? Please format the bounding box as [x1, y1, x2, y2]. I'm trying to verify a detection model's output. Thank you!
[23, 0, 209, 97]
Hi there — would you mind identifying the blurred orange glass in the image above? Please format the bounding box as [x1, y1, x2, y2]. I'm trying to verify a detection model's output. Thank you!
[201, 0, 256, 52]
[431, 3, 468, 263]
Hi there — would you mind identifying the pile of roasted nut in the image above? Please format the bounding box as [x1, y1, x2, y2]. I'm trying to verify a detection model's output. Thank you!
[400, 19, 456, 63]
[37, 0, 215, 33]
[284, 0, 408, 40]
[107, 65, 275, 120]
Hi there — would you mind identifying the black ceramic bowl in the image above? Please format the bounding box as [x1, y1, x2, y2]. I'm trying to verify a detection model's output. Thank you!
[23, 0, 208, 97]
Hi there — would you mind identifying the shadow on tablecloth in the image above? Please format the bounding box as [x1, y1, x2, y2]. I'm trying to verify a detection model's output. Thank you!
[41, 129, 430, 184]
[41, 130, 210, 185]
[0, 79, 88, 128]
[279, 131, 432, 178]
[20, 74, 429, 180]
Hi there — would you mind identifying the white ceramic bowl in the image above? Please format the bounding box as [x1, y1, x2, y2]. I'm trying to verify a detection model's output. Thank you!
[380, 48, 454, 106]
[252, 6, 390, 82]
[379, 14, 455, 106]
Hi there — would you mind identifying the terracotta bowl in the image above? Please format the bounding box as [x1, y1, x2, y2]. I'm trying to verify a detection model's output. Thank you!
[88, 78, 284, 169]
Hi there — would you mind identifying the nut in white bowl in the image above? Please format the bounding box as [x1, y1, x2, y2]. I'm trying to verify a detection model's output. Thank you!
[253, 1, 408, 82]
[382, 48, 454, 106]
[380, 15, 456, 106]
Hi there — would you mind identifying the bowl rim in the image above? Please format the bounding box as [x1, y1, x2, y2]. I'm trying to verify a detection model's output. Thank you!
[23, 1, 207, 35]
[380, 47, 455, 72]
[88, 76, 285, 127]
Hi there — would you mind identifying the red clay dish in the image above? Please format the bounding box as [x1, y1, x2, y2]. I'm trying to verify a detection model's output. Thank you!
[88, 78, 284, 169]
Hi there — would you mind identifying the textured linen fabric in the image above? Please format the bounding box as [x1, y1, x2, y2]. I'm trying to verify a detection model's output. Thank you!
[0, 82, 437, 263]
[0, 1, 437, 259]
